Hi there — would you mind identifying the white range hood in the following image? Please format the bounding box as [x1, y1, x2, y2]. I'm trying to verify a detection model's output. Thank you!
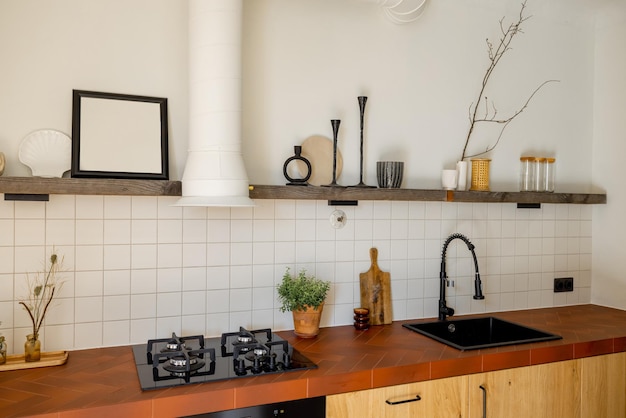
[175, 0, 254, 207]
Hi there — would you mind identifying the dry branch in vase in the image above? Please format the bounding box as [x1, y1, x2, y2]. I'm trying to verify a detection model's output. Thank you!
[19, 253, 64, 342]
[460, 0, 559, 161]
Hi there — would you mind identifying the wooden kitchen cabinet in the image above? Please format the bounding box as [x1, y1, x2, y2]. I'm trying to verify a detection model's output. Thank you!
[326, 375, 468, 418]
[327, 354, 625, 418]
[580, 352, 626, 418]
[468, 360, 581, 418]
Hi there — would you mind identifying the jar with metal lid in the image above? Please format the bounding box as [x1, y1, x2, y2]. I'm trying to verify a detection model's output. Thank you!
[533, 157, 546, 192]
[519, 156, 534, 191]
[544, 157, 556, 192]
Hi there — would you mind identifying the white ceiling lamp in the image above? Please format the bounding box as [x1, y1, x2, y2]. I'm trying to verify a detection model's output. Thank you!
[361, 0, 428, 24]
[175, 0, 254, 207]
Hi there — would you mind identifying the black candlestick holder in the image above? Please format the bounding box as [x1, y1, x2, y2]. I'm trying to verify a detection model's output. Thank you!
[349, 96, 375, 188]
[322, 119, 344, 188]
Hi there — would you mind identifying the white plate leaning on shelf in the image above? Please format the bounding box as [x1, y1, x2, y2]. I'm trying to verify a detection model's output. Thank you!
[19, 129, 72, 178]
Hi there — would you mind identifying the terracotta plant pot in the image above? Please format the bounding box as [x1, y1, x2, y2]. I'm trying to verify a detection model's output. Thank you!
[292, 303, 324, 338]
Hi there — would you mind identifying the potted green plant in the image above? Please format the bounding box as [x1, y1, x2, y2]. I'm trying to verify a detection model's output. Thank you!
[278, 268, 330, 338]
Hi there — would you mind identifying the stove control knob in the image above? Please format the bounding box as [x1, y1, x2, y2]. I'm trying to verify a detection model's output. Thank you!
[235, 358, 247, 375]
[268, 354, 277, 371]
[252, 357, 263, 374]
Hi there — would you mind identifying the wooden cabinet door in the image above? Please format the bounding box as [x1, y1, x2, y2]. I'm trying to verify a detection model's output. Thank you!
[327, 375, 467, 418]
[468, 360, 581, 418]
[580, 352, 626, 418]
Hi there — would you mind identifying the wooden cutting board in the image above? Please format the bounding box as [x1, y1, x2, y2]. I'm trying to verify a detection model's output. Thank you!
[295, 135, 343, 186]
[359, 248, 392, 325]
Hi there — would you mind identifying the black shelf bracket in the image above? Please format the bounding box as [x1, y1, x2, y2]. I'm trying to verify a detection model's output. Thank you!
[328, 200, 358, 206]
[4, 194, 50, 202]
[517, 203, 541, 209]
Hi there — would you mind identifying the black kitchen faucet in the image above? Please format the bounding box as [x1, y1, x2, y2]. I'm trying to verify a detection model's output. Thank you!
[438, 233, 485, 321]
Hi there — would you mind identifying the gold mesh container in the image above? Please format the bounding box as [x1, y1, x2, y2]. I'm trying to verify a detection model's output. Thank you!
[470, 158, 491, 191]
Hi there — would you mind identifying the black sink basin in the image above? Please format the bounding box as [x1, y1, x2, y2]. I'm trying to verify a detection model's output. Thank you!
[403, 316, 562, 351]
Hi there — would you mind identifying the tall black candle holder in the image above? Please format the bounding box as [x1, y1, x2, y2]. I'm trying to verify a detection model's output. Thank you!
[349, 96, 375, 188]
[322, 119, 344, 188]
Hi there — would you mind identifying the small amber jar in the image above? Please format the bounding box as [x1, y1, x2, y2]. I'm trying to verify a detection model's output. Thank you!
[354, 308, 370, 331]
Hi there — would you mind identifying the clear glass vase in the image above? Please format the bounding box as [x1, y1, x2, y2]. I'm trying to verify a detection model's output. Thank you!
[25, 334, 41, 362]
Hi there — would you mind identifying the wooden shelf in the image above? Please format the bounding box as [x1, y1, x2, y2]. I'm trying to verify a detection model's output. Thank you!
[451, 190, 606, 204]
[0, 177, 181, 196]
[0, 178, 607, 204]
[249, 185, 446, 202]
[249, 185, 607, 204]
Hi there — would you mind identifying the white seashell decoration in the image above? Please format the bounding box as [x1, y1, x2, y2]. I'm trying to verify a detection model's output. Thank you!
[0, 152, 5, 176]
[18, 130, 72, 178]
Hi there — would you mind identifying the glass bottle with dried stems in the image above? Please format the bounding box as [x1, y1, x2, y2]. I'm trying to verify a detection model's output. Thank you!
[0, 334, 6, 365]
[19, 253, 63, 362]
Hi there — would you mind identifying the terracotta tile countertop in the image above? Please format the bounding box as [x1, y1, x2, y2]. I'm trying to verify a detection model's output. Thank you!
[2, 304, 626, 418]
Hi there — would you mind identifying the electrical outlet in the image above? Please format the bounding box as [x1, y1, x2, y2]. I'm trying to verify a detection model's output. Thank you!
[554, 277, 574, 293]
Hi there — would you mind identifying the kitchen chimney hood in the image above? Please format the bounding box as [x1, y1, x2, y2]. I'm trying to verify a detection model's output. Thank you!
[175, 0, 254, 207]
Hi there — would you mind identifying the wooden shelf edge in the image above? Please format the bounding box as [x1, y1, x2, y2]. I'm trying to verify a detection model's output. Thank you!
[249, 185, 607, 204]
[0, 177, 182, 196]
[249, 185, 447, 201]
[450, 190, 607, 204]
[0, 179, 607, 203]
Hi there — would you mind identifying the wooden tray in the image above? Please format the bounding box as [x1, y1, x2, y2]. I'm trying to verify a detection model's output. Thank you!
[0, 350, 68, 371]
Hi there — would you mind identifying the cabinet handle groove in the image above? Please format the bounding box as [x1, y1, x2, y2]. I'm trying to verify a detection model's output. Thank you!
[479, 385, 487, 418]
[385, 394, 421, 405]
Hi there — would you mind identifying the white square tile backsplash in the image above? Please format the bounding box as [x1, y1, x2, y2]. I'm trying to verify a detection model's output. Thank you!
[0, 195, 593, 352]
[15, 219, 45, 246]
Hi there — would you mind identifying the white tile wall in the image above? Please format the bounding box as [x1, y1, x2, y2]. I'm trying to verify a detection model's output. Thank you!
[0, 195, 593, 353]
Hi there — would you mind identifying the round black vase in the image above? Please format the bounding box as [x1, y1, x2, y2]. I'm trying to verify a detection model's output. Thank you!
[283, 145, 311, 186]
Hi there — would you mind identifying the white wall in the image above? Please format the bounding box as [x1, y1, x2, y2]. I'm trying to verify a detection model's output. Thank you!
[0, 0, 597, 190]
[592, 0, 626, 309]
[242, 0, 596, 191]
[0, 0, 189, 178]
[0, 0, 614, 353]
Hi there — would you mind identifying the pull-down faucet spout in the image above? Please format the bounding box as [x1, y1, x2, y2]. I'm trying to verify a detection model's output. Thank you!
[439, 233, 484, 321]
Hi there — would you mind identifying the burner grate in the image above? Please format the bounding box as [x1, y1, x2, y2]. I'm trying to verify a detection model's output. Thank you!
[133, 327, 317, 390]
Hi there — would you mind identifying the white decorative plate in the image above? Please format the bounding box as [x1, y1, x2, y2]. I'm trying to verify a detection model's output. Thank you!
[19, 129, 72, 178]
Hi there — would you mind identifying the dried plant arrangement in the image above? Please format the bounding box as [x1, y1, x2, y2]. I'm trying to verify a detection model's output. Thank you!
[19, 252, 64, 341]
[460, 0, 559, 161]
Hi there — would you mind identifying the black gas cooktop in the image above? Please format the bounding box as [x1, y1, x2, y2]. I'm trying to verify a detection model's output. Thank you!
[132, 327, 317, 390]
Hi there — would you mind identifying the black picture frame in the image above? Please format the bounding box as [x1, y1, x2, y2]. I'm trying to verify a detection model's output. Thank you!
[71, 89, 169, 180]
